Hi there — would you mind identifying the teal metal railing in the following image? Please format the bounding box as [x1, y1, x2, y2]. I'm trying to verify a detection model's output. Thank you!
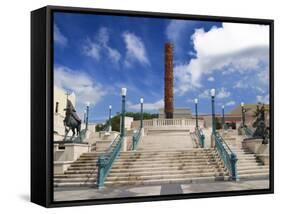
[214, 132, 239, 181]
[195, 127, 205, 148]
[132, 128, 142, 151]
[97, 134, 123, 188]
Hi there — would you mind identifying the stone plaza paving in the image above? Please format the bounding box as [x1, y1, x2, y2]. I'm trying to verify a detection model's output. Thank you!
[54, 179, 269, 201]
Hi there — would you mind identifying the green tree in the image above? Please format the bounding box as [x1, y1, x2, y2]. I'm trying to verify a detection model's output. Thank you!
[95, 112, 158, 132]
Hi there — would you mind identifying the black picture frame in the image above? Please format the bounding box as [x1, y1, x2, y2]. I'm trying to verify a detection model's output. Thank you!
[31, 5, 274, 208]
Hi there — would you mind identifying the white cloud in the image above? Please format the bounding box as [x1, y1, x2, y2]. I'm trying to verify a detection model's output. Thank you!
[128, 99, 164, 111]
[233, 80, 247, 89]
[84, 41, 101, 60]
[256, 94, 269, 104]
[199, 88, 230, 100]
[122, 32, 150, 67]
[225, 100, 236, 106]
[166, 20, 194, 55]
[83, 27, 121, 63]
[216, 88, 231, 99]
[198, 89, 210, 99]
[54, 65, 106, 107]
[207, 76, 215, 82]
[166, 20, 190, 44]
[174, 23, 269, 95]
[54, 24, 68, 46]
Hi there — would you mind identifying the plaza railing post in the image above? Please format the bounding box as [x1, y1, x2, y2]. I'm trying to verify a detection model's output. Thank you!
[210, 89, 216, 147]
[194, 98, 198, 128]
[202, 134, 205, 148]
[241, 102, 245, 127]
[86, 102, 90, 131]
[83, 109, 86, 124]
[222, 105, 225, 130]
[230, 153, 238, 181]
[121, 88, 127, 138]
[140, 98, 144, 129]
[97, 155, 106, 188]
[108, 105, 112, 132]
[132, 135, 136, 151]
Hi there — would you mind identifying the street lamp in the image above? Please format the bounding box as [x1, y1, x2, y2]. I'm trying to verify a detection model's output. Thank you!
[210, 89, 216, 135]
[140, 98, 144, 129]
[222, 105, 225, 130]
[194, 98, 198, 128]
[83, 109, 86, 124]
[241, 102, 245, 127]
[86, 102, 90, 130]
[120, 88, 127, 138]
[108, 105, 112, 132]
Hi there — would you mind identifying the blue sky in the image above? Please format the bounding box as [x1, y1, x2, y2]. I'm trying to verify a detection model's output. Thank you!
[53, 12, 270, 123]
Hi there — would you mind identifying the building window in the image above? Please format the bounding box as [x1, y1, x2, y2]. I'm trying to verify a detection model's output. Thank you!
[55, 102, 59, 113]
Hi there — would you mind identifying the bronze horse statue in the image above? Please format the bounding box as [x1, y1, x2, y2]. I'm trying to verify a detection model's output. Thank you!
[63, 99, 81, 140]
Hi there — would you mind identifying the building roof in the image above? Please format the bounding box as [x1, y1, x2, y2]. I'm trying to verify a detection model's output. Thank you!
[228, 104, 269, 116]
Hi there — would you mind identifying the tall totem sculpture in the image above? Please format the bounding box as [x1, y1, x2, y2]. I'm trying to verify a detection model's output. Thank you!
[164, 43, 174, 119]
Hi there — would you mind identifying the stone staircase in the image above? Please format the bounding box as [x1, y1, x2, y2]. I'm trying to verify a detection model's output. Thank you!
[54, 128, 269, 188]
[54, 152, 101, 187]
[221, 130, 269, 180]
[54, 129, 229, 187]
[104, 149, 229, 186]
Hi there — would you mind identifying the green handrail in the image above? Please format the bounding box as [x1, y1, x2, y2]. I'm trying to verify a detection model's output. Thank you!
[97, 134, 123, 188]
[195, 127, 205, 148]
[132, 128, 142, 151]
[214, 132, 239, 181]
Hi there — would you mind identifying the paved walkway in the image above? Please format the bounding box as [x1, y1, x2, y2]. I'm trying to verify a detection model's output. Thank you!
[54, 179, 269, 201]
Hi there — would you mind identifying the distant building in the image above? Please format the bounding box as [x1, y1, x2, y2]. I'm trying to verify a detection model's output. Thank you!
[201, 103, 270, 129]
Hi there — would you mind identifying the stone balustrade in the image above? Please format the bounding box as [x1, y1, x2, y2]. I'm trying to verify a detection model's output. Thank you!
[131, 118, 204, 129]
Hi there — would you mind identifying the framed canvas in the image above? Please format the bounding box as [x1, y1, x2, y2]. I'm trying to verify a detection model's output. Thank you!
[31, 5, 274, 207]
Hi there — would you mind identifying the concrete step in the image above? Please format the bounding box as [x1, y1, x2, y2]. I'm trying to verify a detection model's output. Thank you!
[54, 182, 96, 187]
[237, 165, 269, 170]
[108, 168, 225, 177]
[69, 163, 98, 167]
[108, 165, 225, 173]
[238, 172, 269, 180]
[105, 176, 230, 186]
[72, 161, 221, 169]
[68, 162, 224, 171]
[54, 177, 96, 183]
[238, 168, 269, 175]
[106, 172, 227, 181]
[79, 153, 218, 160]
[112, 160, 221, 167]
[55, 173, 96, 178]
[64, 166, 224, 178]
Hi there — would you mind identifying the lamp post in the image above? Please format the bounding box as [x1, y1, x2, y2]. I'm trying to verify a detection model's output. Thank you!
[241, 102, 245, 127]
[210, 89, 216, 135]
[222, 105, 225, 130]
[121, 88, 127, 138]
[86, 102, 90, 131]
[140, 98, 144, 129]
[83, 109, 86, 124]
[108, 105, 112, 132]
[194, 98, 198, 128]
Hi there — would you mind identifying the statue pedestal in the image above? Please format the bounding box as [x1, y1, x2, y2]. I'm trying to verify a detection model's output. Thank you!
[242, 138, 269, 165]
[53, 142, 90, 174]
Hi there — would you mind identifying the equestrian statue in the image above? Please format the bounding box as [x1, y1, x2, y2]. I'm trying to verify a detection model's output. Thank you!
[63, 99, 81, 141]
